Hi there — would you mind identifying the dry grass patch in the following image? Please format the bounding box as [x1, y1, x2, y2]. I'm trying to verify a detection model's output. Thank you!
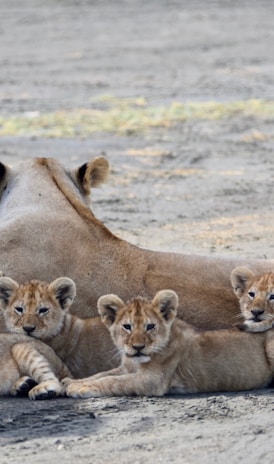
[0, 97, 274, 137]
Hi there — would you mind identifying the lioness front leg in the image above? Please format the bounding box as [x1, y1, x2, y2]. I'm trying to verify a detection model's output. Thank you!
[65, 373, 168, 398]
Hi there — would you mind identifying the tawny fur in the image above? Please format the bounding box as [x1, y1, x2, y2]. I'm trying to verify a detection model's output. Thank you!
[0, 277, 119, 378]
[0, 333, 70, 400]
[0, 157, 274, 331]
[64, 290, 274, 398]
[231, 267, 274, 332]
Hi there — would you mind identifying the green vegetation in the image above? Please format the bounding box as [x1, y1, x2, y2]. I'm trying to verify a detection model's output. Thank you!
[0, 97, 273, 137]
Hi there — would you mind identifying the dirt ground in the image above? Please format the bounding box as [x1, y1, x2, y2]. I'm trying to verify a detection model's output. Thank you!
[1, 1, 274, 463]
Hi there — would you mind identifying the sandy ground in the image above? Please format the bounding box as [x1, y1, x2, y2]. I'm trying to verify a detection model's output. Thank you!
[1, 1, 274, 463]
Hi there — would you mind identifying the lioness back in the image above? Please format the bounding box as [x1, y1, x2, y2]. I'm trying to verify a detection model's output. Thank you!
[0, 276, 119, 378]
[231, 267, 274, 332]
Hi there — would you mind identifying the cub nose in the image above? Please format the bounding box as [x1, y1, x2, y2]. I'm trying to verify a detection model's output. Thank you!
[132, 344, 145, 352]
[23, 325, 36, 335]
[132, 345, 145, 356]
[251, 309, 264, 318]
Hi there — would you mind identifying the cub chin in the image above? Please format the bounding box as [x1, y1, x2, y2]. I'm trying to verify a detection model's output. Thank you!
[64, 289, 274, 398]
[231, 266, 274, 333]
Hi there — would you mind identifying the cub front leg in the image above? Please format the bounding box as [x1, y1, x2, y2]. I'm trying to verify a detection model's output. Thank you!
[65, 372, 168, 398]
[63, 366, 135, 389]
[11, 343, 64, 400]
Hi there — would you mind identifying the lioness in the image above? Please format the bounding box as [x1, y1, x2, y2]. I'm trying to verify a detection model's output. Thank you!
[64, 290, 274, 398]
[231, 266, 274, 333]
[0, 276, 119, 378]
[1, 156, 274, 331]
[0, 333, 70, 400]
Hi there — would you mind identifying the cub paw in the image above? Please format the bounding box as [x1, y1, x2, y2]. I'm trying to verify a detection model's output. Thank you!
[10, 376, 37, 397]
[61, 376, 74, 388]
[66, 381, 101, 398]
[28, 381, 64, 400]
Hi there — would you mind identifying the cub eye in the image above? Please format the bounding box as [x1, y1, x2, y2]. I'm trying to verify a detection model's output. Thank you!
[146, 323, 155, 331]
[14, 306, 24, 315]
[122, 324, 132, 332]
[248, 291, 255, 299]
[38, 307, 49, 316]
[269, 295, 274, 301]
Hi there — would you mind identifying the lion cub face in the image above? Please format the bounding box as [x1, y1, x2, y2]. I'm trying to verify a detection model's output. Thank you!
[0, 277, 76, 340]
[97, 290, 178, 363]
[231, 266, 274, 332]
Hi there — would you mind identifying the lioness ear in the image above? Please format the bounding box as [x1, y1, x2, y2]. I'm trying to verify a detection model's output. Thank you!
[75, 156, 109, 196]
[49, 277, 76, 310]
[153, 290, 178, 322]
[230, 266, 254, 298]
[97, 294, 125, 328]
[0, 277, 19, 309]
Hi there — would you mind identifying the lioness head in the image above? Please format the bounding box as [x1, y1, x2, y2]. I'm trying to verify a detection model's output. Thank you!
[97, 290, 178, 363]
[231, 266, 274, 331]
[0, 277, 76, 339]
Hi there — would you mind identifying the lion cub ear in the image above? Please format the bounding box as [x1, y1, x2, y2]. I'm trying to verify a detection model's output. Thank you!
[74, 157, 109, 196]
[230, 267, 255, 298]
[48, 277, 76, 310]
[97, 294, 125, 328]
[153, 290, 178, 322]
[0, 277, 19, 309]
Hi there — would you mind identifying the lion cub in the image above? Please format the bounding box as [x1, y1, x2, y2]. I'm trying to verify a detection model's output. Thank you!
[64, 290, 274, 398]
[0, 276, 119, 378]
[0, 333, 70, 400]
[231, 266, 274, 333]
